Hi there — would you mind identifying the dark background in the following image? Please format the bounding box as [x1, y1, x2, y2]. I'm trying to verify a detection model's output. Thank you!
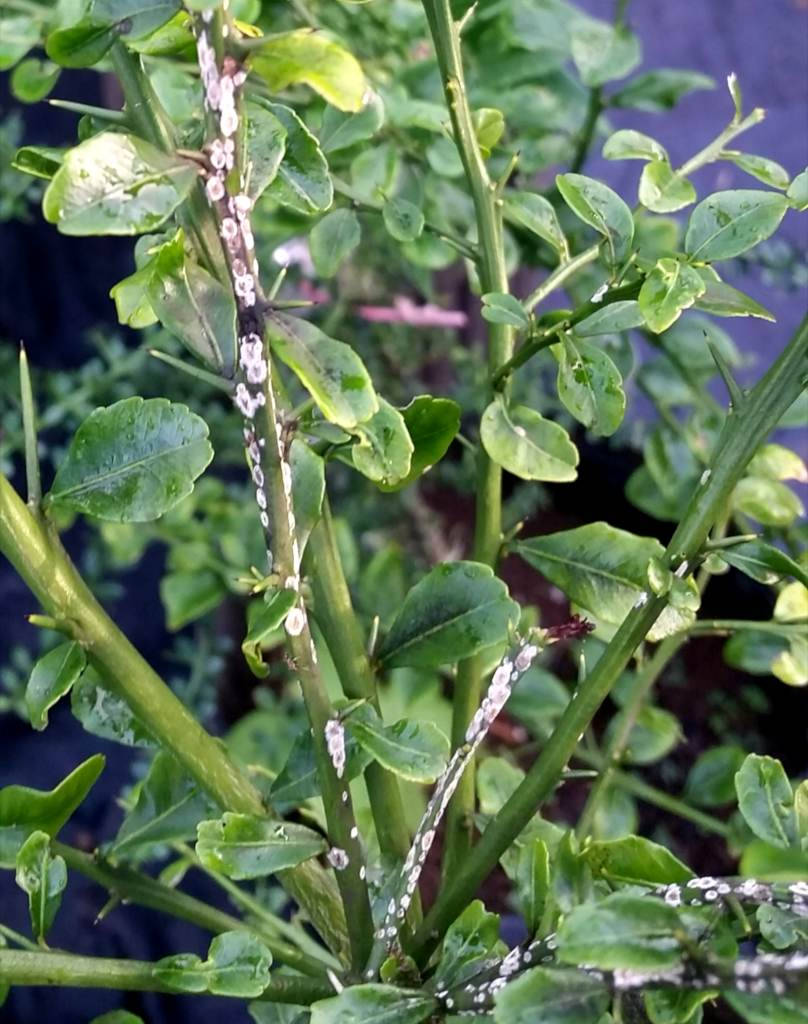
[1, 1, 807, 1021]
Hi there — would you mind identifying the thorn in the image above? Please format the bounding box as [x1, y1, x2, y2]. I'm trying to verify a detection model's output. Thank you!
[707, 339, 745, 409]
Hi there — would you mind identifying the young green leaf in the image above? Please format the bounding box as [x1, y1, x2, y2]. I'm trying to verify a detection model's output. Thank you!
[481, 292, 530, 328]
[15, 830, 67, 942]
[377, 561, 520, 669]
[108, 752, 213, 858]
[310, 207, 361, 278]
[259, 101, 333, 213]
[684, 746, 747, 807]
[266, 313, 378, 430]
[310, 985, 436, 1024]
[71, 668, 154, 747]
[684, 189, 790, 262]
[747, 443, 808, 483]
[639, 257, 706, 333]
[480, 399, 579, 482]
[346, 712, 449, 783]
[382, 197, 425, 242]
[786, 168, 808, 210]
[25, 641, 87, 731]
[554, 335, 626, 436]
[433, 900, 503, 990]
[638, 160, 697, 213]
[722, 152, 790, 190]
[504, 189, 568, 257]
[43, 133, 198, 235]
[377, 395, 460, 492]
[602, 129, 667, 163]
[241, 590, 298, 678]
[735, 754, 797, 849]
[10, 58, 61, 104]
[110, 264, 159, 329]
[48, 397, 213, 522]
[250, 29, 366, 112]
[556, 173, 634, 267]
[717, 540, 808, 588]
[493, 966, 609, 1024]
[731, 477, 804, 527]
[0, 755, 105, 868]
[611, 69, 715, 111]
[471, 106, 505, 156]
[196, 813, 328, 878]
[574, 300, 645, 336]
[570, 18, 640, 87]
[557, 892, 682, 969]
[583, 836, 693, 886]
[243, 101, 287, 202]
[155, 931, 272, 997]
[161, 569, 227, 632]
[148, 236, 238, 376]
[349, 397, 414, 486]
[694, 275, 775, 320]
[12, 145, 65, 180]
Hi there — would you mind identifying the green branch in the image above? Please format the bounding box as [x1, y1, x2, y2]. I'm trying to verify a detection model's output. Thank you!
[408, 313, 808, 963]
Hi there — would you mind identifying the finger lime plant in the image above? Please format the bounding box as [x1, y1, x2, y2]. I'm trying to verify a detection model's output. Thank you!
[1, 0, 807, 1021]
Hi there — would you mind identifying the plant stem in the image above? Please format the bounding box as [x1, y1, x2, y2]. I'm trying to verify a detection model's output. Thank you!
[420, 0, 515, 880]
[677, 108, 766, 178]
[54, 843, 329, 977]
[571, 88, 603, 173]
[0, 475, 347, 958]
[408, 314, 808, 964]
[522, 243, 600, 313]
[684, 619, 807, 637]
[603, 765, 731, 838]
[0, 949, 333, 1003]
[304, 501, 420, 919]
[18, 345, 41, 508]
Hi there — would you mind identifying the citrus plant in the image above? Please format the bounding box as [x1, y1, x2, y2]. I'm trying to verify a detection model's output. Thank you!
[0, 0, 806, 1021]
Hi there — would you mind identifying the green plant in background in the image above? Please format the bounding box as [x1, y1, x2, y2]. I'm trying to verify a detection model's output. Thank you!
[0, 0, 807, 1021]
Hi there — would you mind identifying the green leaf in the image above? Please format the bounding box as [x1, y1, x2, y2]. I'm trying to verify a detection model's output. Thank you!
[493, 966, 609, 1024]
[718, 540, 808, 588]
[638, 160, 697, 213]
[558, 892, 682, 969]
[731, 477, 804, 527]
[602, 129, 667, 162]
[0, 755, 105, 868]
[508, 667, 570, 739]
[735, 754, 797, 849]
[196, 813, 327, 879]
[346, 711, 449, 783]
[472, 106, 505, 157]
[320, 91, 384, 154]
[43, 132, 197, 235]
[161, 569, 227, 631]
[481, 399, 579, 482]
[724, 629, 791, 677]
[556, 173, 634, 268]
[110, 264, 158, 329]
[89, 1013, 146, 1024]
[774, 581, 808, 623]
[740, 839, 808, 881]
[377, 561, 520, 669]
[639, 258, 706, 333]
[25, 641, 87, 731]
[516, 522, 695, 642]
[290, 439, 325, 554]
[724, 986, 808, 1024]
[481, 292, 530, 328]
[147, 236, 238, 375]
[684, 189, 790, 262]
[723, 151, 790, 190]
[349, 398, 414, 486]
[267, 313, 377, 431]
[244, 101, 287, 202]
[570, 18, 640, 87]
[522, 837, 550, 933]
[310, 985, 436, 1024]
[604, 705, 682, 765]
[155, 931, 272, 997]
[574, 300, 645, 336]
[382, 197, 424, 242]
[554, 335, 626, 436]
[611, 69, 714, 111]
[378, 395, 460, 492]
[645, 989, 715, 1024]
[241, 590, 298, 678]
[15, 831, 67, 942]
[12, 145, 65, 181]
[756, 903, 808, 949]
[71, 667, 154, 747]
[504, 189, 568, 257]
[91, 0, 180, 38]
[10, 58, 61, 103]
[259, 101, 332, 214]
[108, 752, 212, 858]
[694, 277, 776, 320]
[310, 208, 361, 278]
[251, 29, 365, 112]
[269, 727, 372, 813]
[748, 443, 808, 483]
[584, 836, 693, 886]
[48, 397, 213, 522]
[787, 168, 808, 211]
[684, 745, 747, 807]
[0, 14, 39, 70]
[433, 900, 503, 990]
